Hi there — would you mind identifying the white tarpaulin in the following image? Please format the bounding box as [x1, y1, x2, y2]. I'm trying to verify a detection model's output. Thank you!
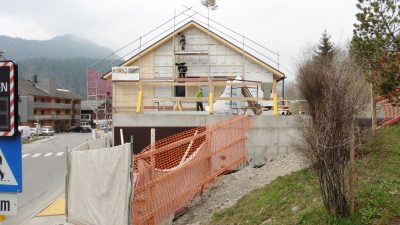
[73, 136, 111, 151]
[67, 143, 131, 225]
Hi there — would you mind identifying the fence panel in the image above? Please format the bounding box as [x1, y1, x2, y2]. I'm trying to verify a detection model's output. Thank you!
[132, 115, 252, 225]
[67, 143, 132, 225]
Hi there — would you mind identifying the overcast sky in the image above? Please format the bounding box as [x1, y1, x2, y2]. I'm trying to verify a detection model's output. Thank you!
[0, 0, 358, 79]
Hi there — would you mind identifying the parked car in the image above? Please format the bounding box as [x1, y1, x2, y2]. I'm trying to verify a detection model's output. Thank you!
[30, 127, 42, 136]
[66, 126, 91, 133]
[80, 122, 92, 133]
[41, 126, 55, 136]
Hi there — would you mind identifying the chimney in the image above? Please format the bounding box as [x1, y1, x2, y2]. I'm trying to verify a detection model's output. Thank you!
[33, 75, 38, 84]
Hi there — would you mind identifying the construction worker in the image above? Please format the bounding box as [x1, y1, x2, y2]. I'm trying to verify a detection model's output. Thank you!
[175, 62, 187, 78]
[178, 33, 186, 50]
[196, 88, 204, 111]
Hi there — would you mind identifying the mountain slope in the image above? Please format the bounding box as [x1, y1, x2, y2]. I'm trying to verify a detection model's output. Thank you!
[0, 34, 113, 60]
[18, 57, 119, 97]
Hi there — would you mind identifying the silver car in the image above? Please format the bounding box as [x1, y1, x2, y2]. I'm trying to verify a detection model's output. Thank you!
[41, 126, 55, 136]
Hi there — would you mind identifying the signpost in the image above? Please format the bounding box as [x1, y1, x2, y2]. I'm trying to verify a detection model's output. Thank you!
[0, 60, 21, 222]
[0, 61, 18, 137]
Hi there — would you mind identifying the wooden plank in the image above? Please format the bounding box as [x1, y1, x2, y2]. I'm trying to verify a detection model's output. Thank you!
[175, 51, 208, 55]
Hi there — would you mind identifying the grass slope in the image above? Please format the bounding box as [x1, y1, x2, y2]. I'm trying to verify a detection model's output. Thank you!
[209, 125, 400, 225]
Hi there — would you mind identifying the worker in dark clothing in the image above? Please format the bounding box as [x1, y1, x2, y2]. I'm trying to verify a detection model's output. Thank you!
[196, 88, 204, 111]
[178, 33, 186, 50]
[175, 62, 187, 78]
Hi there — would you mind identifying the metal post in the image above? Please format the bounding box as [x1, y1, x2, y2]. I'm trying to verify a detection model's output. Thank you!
[139, 36, 142, 80]
[282, 78, 285, 105]
[349, 119, 355, 215]
[371, 83, 377, 136]
[230, 85, 233, 115]
[128, 135, 134, 225]
[150, 128, 156, 224]
[65, 146, 70, 219]
[242, 35, 245, 79]
[173, 10, 176, 79]
[207, 6, 211, 79]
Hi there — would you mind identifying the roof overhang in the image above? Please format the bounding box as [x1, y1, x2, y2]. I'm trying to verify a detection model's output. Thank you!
[102, 20, 285, 81]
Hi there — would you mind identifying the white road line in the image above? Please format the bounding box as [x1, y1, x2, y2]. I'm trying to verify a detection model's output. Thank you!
[22, 154, 30, 158]
[32, 153, 41, 158]
[44, 153, 53, 157]
[56, 152, 64, 156]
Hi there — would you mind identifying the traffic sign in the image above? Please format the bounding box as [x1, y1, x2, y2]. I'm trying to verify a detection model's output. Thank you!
[0, 193, 17, 215]
[0, 61, 18, 137]
[0, 134, 22, 192]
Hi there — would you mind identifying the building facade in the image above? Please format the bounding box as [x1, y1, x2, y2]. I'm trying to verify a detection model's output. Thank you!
[18, 76, 83, 131]
[103, 21, 284, 114]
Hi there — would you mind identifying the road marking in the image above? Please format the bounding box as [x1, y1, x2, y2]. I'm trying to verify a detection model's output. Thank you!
[37, 197, 65, 216]
[56, 152, 64, 156]
[32, 153, 41, 158]
[44, 153, 53, 157]
[22, 154, 30, 158]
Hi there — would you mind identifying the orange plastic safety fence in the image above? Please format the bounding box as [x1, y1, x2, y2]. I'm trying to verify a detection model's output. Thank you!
[131, 115, 252, 225]
[380, 100, 400, 127]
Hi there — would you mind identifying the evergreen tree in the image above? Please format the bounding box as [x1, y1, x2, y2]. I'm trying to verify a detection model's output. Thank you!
[352, 0, 400, 98]
[316, 30, 335, 58]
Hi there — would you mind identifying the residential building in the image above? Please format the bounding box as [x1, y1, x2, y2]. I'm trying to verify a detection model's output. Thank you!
[99, 18, 285, 149]
[81, 99, 112, 128]
[18, 76, 83, 131]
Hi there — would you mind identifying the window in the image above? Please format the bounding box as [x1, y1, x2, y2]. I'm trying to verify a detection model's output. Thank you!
[41, 110, 45, 115]
[175, 86, 185, 97]
[41, 98, 45, 102]
[56, 110, 60, 115]
[56, 99, 60, 104]
[81, 114, 90, 120]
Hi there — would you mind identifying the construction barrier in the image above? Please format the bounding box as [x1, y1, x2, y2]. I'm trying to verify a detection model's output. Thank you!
[66, 143, 132, 225]
[132, 115, 252, 225]
[379, 100, 400, 128]
[72, 136, 112, 151]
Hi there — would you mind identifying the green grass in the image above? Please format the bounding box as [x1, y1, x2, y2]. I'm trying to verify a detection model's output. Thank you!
[209, 125, 400, 225]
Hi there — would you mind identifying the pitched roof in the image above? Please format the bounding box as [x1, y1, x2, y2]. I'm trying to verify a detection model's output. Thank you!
[55, 85, 84, 100]
[18, 80, 51, 97]
[18, 79, 83, 100]
[103, 20, 284, 80]
[81, 99, 105, 111]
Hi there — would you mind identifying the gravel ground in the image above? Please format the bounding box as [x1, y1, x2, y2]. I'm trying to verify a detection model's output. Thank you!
[173, 153, 306, 225]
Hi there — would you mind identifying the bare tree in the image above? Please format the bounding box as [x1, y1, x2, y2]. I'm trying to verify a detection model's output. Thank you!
[296, 48, 368, 217]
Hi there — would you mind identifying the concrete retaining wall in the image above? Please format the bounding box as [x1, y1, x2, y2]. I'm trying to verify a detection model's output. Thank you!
[113, 113, 301, 164]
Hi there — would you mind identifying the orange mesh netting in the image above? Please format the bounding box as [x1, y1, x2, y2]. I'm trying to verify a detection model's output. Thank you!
[378, 86, 400, 128]
[132, 115, 252, 225]
[380, 100, 400, 128]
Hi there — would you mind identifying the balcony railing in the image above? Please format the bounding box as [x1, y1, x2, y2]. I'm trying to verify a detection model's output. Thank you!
[33, 114, 80, 120]
[34, 102, 82, 110]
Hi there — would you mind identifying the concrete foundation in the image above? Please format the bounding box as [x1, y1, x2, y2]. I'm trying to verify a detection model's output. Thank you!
[113, 113, 301, 165]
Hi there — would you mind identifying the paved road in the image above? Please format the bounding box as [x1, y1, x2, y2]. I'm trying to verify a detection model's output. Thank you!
[4, 133, 91, 225]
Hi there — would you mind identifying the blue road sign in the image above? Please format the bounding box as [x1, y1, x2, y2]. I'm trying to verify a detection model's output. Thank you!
[0, 134, 22, 192]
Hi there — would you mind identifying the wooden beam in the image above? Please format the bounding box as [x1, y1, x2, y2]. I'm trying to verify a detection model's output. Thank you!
[273, 80, 278, 116]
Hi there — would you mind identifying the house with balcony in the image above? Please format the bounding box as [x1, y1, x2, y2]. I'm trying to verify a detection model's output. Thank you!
[18, 76, 83, 132]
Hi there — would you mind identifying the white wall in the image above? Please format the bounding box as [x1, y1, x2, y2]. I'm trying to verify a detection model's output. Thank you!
[152, 27, 273, 82]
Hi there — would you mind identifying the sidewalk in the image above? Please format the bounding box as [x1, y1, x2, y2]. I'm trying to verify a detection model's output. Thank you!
[23, 197, 71, 225]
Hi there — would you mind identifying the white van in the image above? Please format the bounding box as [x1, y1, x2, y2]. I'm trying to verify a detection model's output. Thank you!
[18, 126, 31, 139]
